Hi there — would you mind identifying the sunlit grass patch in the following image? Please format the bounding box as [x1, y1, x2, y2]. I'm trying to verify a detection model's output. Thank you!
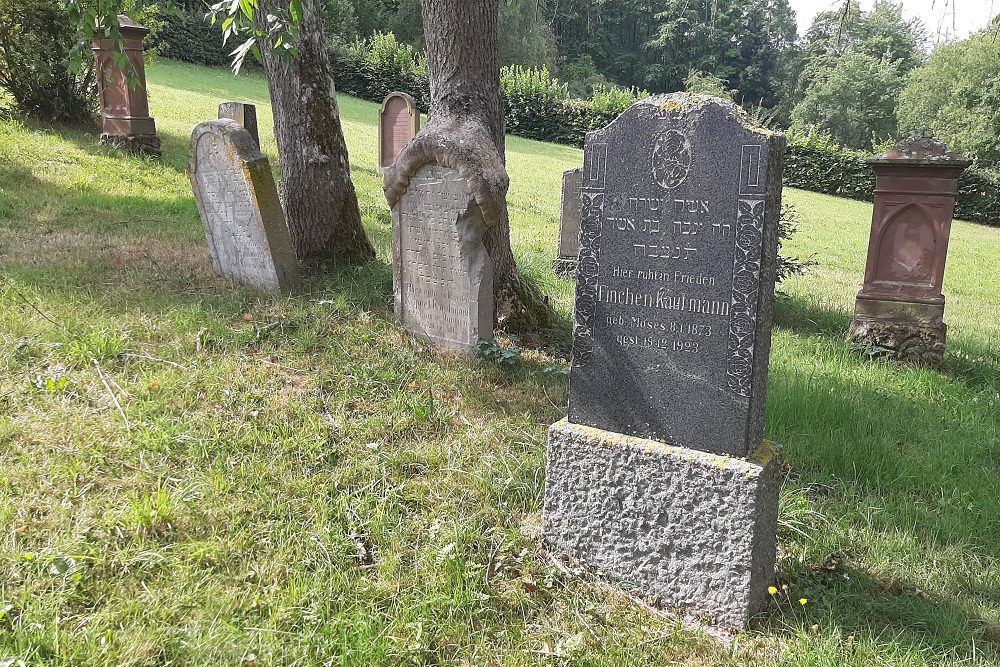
[0, 59, 998, 665]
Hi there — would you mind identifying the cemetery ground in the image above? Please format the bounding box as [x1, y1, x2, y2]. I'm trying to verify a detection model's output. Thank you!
[0, 60, 998, 666]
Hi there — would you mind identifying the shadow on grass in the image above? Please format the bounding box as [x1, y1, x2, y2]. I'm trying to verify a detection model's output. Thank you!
[10, 114, 194, 176]
[773, 292, 853, 340]
[774, 292, 1000, 395]
[765, 319, 1000, 657]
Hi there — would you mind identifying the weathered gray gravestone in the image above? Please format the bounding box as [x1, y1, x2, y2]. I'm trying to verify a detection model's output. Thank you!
[218, 102, 259, 148]
[544, 93, 785, 628]
[379, 92, 420, 172]
[391, 164, 494, 351]
[189, 119, 300, 292]
[553, 167, 583, 278]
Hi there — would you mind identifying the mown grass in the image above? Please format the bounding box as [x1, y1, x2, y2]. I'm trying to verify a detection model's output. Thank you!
[0, 58, 998, 666]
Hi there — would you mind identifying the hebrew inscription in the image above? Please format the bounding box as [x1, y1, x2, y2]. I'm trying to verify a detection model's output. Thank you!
[392, 165, 494, 352]
[568, 94, 785, 457]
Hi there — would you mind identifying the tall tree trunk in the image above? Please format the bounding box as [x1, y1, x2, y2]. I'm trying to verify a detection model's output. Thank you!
[260, 0, 375, 264]
[383, 0, 552, 334]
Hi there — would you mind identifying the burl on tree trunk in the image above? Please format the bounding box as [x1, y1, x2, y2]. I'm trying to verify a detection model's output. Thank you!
[260, 0, 375, 264]
[383, 0, 552, 333]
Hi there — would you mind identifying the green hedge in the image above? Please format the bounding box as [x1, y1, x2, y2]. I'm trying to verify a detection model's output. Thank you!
[328, 33, 998, 227]
[500, 65, 645, 145]
[212, 30, 999, 228]
[331, 33, 430, 110]
[784, 142, 1000, 226]
[329, 34, 644, 147]
[156, 9, 233, 68]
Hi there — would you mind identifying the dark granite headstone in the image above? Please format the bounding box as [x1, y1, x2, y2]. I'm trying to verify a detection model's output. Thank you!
[554, 167, 583, 277]
[568, 94, 785, 458]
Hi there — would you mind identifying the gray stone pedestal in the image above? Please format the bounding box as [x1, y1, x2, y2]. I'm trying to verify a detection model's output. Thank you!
[543, 420, 782, 628]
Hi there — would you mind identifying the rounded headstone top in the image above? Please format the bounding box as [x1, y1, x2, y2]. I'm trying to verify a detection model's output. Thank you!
[869, 136, 972, 168]
[380, 91, 418, 112]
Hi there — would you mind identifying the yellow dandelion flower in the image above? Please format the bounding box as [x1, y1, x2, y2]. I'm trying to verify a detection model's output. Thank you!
[799, 598, 808, 606]
[768, 586, 778, 596]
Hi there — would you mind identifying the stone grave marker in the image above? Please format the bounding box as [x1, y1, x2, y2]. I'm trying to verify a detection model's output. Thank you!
[391, 164, 494, 352]
[92, 15, 160, 156]
[848, 137, 971, 365]
[379, 92, 420, 172]
[553, 167, 583, 277]
[218, 102, 260, 148]
[189, 119, 300, 292]
[544, 93, 786, 628]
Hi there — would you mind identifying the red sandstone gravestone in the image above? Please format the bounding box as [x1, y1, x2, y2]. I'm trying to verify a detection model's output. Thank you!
[378, 92, 420, 172]
[92, 15, 160, 156]
[848, 137, 971, 365]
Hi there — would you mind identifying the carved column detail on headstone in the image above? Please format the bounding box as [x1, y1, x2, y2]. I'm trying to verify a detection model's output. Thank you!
[92, 15, 160, 156]
[848, 137, 971, 365]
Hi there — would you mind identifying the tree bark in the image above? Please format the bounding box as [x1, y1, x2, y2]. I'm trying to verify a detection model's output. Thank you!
[383, 0, 552, 334]
[260, 0, 375, 264]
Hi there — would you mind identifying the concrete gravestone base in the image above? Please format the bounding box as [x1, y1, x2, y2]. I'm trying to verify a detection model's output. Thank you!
[552, 257, 578, 279]
[848, 317, 946, 365]
[543, 420, 781, 628]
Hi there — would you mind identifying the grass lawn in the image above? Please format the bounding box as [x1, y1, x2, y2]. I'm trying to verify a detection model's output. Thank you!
[1, 58, 999, 666]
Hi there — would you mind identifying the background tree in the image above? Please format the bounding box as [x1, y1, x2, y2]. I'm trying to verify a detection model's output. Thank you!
[0, 0, 160, 122]
[644, 0, 797, 108]
[0, 0, 96, 122]
[787, 0, 926, 149]
[898, 29, 1000, 164]
[255, 0, 375, 262]
[497, 0, 557, 69]
[383, 0, 551, 332]
[790, 51, 904, 149]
